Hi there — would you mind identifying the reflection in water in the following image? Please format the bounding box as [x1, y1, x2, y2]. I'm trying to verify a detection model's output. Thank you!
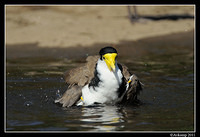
[80, 105, 125, 131]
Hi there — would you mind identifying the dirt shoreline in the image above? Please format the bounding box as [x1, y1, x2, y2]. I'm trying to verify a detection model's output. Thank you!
[6, 30, 194, 59]
[6, 6, 194, 48]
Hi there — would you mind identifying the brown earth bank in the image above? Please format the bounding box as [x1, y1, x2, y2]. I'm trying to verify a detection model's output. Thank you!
[6, 5, 194, 61]
[6, 5, 194, 48]
[6, 29, 194, 60]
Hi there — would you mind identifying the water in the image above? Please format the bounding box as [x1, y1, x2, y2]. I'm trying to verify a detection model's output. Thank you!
[6, 32, 194, 132]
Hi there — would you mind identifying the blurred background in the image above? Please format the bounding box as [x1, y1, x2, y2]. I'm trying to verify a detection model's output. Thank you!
[6, 5, 195, 132]
[6, 5, 194, 58]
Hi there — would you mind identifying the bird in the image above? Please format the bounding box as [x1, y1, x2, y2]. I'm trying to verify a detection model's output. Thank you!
[55, 46, 143, 107]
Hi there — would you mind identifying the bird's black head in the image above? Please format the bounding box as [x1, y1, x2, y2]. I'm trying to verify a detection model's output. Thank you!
[99, 47, 118, 72]
[99, 47, 118, 57]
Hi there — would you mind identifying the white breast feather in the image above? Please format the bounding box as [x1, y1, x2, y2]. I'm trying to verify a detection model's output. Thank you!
[82, 59, 123, 106]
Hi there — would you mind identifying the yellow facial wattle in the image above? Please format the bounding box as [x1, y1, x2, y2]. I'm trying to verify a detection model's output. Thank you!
[103, 53, 117, 72]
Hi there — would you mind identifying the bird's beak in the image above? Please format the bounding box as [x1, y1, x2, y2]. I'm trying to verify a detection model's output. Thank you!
[103, 53, 117, 72]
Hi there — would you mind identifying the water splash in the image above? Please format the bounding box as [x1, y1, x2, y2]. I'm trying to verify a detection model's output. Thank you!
[24, 101, 33, 107]
[55, 90, 61, 99]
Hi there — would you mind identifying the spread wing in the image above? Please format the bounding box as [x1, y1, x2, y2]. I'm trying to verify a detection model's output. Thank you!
[63, 55, 99, 87]
[118, 63, 143, 104]
[55, 85, 82, 107]
[55, 55, 99, 107]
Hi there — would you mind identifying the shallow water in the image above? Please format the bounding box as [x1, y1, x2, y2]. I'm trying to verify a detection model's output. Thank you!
[6, 33, 194, 132]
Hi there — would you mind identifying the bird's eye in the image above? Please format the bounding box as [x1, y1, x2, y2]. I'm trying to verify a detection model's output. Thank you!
[103, 56, 105, 60]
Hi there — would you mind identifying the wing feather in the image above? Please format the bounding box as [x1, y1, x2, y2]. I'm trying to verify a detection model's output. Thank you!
[55, 85, 82, 107]
[119, 63, 143, 104]
[63, 55, 99, 87]
[55, 55, 99, 107]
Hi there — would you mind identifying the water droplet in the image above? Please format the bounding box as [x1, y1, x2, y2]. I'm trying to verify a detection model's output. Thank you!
[44, 96, 49, 102]
[56, 90, 61, 98]
[24, 101, 33, 107]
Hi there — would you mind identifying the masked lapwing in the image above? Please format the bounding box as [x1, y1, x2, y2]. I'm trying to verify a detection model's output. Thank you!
[55, 47, 143, 107]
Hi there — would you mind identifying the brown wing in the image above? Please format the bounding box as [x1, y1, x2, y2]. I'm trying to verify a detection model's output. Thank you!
[55, 55, 99, 107]
[126, 74, 143, 101]
[119, 63, 143, 104]
[55, 85, 82, 107]
[63, 55, 99, 87]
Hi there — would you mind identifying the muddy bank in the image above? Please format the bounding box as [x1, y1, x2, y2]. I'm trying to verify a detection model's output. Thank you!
[6, 30, 194, 60]
[6, 6, 194, 48]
